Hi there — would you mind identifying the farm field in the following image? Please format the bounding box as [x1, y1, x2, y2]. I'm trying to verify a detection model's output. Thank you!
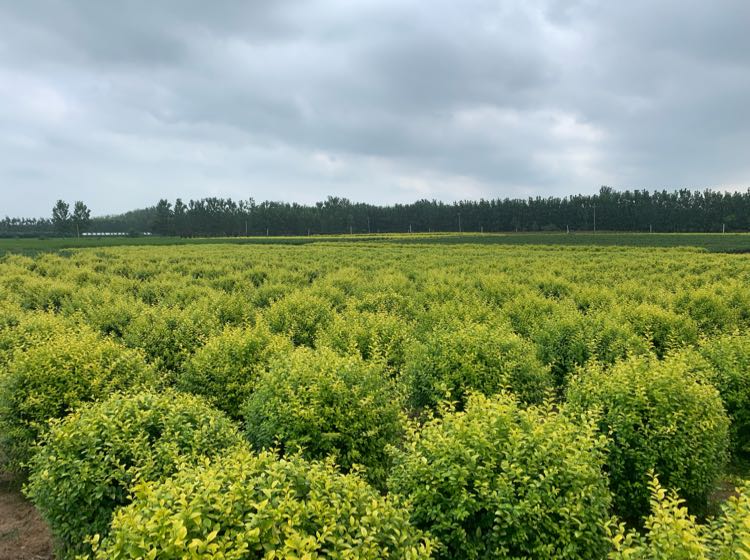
[4, 231, 750, 256]
[1, 239, 750, 558]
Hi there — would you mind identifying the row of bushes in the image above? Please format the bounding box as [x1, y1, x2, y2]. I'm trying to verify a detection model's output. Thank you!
[3, 310, 748, 499]
[19, 388, 749, 559]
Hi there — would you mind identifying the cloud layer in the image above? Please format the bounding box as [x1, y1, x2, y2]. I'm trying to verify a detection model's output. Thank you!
[1, 0, 749, 216]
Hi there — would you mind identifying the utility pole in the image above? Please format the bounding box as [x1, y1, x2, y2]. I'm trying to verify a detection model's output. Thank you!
[593, 204, 596, 233]
[367, 216, 371, 234]
[723, 223, 726, 234]
[458, 212, 462, 233]
[409, 224, 412, 234]
[245, 220, 248, 236]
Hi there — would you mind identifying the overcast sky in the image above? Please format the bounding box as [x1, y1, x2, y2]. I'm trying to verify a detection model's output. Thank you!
[2, 1, 749, 217]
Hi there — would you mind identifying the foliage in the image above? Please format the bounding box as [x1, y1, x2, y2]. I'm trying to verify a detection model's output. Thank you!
[318, 308, 415, 376]
[403, 321, 553, 411]
[389, 393, 613, 560]
[25, 389, 243, 559]
[243, 347, 405, 488]
[264, 290, 334, 347]
[567, 354, 730, 522]
[0, 326, 156, 471]
[91, 448, 433, 559]
[696, 334, 750, 457]
[178, 322, 292, 418]
[610, 475, 750, 560]
[122, 303, 220, 372]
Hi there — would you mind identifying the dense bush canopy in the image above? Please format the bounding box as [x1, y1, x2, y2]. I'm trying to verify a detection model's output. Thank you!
[25, 390, 243, 558]
[403, 321, 554, 410]
[1, 239, 750, 558]
[243, 347, 404, 488]
[0, 326, 156, 471]
[92, 448, 433, 559]
[389, 393, 613, 559]
[178, 322, 292, 418]
[567, 354, 730, 522]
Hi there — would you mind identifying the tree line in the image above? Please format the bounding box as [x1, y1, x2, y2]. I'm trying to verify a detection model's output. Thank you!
[2, 187, 750, 237]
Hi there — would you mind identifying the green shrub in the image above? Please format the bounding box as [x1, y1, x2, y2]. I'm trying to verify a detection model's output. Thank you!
[610, 475, 750, 559]
[243, 347, 404, 488]
[404, 321, 553, 411]
[530, 308, 595, 387]
[25, 389, 242, 559]
[0, 310, 72, 369]
[264, 290, 334, 346]
[696, 334, 750, 457]
[626, 303, 699, 357]
[609, 475, 710, 559]
[388, 393, 613, 560]
[122, 304, 220, 371]
[567, 354, 729, 522]
[318, 308, 414, 376]
[709, 481, 750, 558]
[0, 328, 156, 471]
[91, 448, 433, 559]
[178, 322, 292, 419]
[675, 288, 736, 334]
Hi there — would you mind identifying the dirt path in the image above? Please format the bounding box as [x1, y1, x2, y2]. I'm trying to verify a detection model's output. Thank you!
[0, 475, 54, 560]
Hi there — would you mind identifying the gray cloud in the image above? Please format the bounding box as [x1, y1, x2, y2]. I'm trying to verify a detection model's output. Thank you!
[1, 0, 748, 217]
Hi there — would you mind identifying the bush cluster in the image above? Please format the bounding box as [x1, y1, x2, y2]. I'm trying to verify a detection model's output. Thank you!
[389, 393, 613, 559]
[25, 390, 243, 558]
[178, 322, 292, 418]
[0, 327, 156, 471]
[567, 354, 730, 522]
[403, 321, 553, 411]
[91, 448, 433, 559]
[243, 347, 404, 488]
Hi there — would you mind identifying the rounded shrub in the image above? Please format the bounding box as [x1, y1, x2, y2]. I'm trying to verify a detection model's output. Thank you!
[178, 322, 292, 419]
[626, 303, 699, 357]
[696, 334, 750, 457]
[567, 354, 729, 522]
[0, 327, 156, 471]
[611, 475, 750, 559]
[264, 290, 334, 346]
[318, 308, 414, 376]
[403, 321, 553, 411]
[91, 448, 433, 559]
[388, 393, 613, 560]
[25, 389, 243, 559]
[242, 347, 405, 488]
[122, 304, 220, 372]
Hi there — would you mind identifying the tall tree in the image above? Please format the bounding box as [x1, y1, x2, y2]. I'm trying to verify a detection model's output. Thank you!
[51, 200, 71, 236]
[152, 199, 173, 235]
[71, 201, 91, 237]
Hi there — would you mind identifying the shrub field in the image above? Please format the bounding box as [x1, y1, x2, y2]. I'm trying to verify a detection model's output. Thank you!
[1, 237, 750, 558]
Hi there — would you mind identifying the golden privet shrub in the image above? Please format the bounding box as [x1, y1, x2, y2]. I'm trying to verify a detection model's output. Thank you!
[610, 475, 750, 559]
[403, 321, 554, 411]
[0, 327, 156, 471]
[91, 448, 433, 559]
[696, 334, 750, 457]
[388, 393, 613, 560]
[25, 390, 243, 559]
[567, 355, 729, 522]
[242, 347, 405, 488]
[264, 290, 333, 347]
[178, 322, 292, 419]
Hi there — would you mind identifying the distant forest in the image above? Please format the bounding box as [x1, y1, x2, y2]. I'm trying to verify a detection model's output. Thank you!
[3, 187, 750, 237]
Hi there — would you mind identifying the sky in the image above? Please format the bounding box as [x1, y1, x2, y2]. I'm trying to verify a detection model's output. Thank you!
[1, 1, 749, 217]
